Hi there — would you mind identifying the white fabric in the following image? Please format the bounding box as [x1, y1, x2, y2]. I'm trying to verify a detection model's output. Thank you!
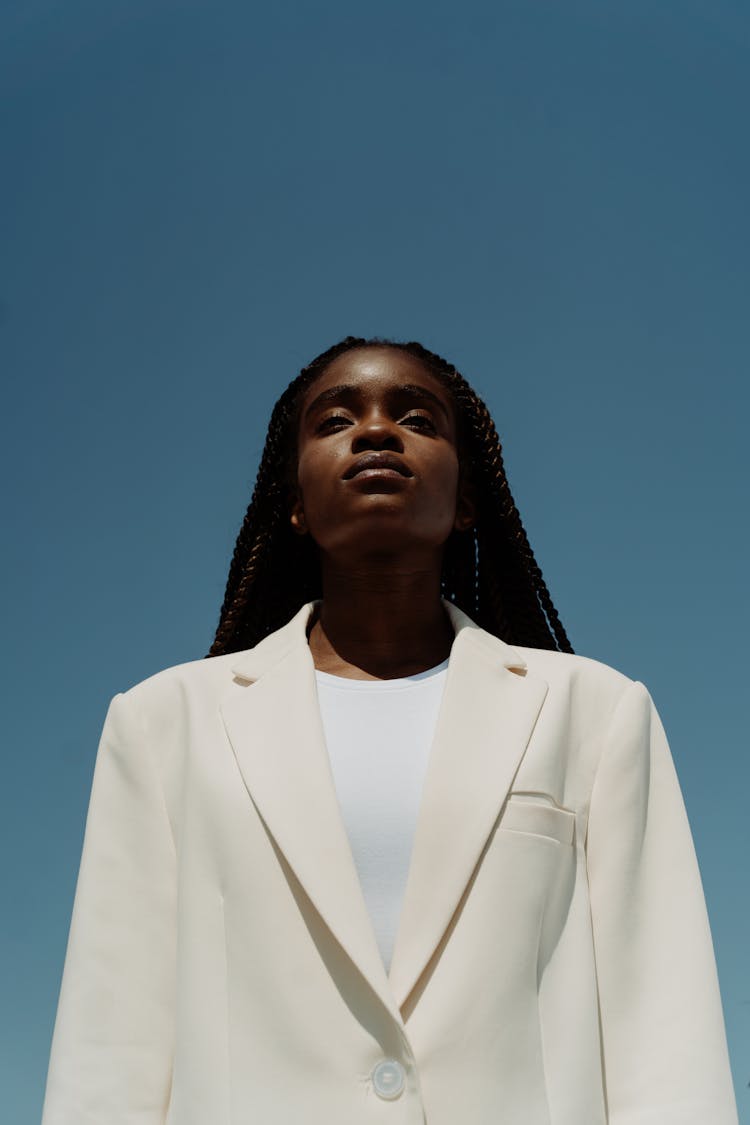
[315, 659, 449, 971]
[40, 599, 739, 1124]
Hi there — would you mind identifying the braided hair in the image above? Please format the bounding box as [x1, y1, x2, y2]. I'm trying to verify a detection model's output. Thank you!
[207, 336, 573, 657]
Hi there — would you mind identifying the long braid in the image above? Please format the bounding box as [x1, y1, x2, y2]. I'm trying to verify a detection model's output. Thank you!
[207, 336, 573, 656]
[208, 338, 368, 656]
[395, 340, 573, 653]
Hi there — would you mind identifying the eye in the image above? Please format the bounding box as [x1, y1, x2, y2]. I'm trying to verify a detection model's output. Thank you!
[317, 413, 352, 433]
[401, 412, 437, 432]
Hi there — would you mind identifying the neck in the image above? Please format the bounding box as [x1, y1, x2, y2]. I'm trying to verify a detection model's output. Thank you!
[308, 560, 454, 680]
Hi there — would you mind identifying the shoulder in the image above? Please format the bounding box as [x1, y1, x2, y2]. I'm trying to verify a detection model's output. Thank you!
[513, 645, 635, 693]
[508, 643, 653, 732]
[452, 601, 638, 703]
[116, 649, 245, 729]
[111, 604, 312, 726]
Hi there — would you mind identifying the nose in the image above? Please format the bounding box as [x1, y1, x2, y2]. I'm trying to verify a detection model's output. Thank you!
[350, 412, 404, 453]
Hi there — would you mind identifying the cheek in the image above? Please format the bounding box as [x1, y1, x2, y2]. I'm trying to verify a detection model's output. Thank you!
[295, 448, 323, 496]
[426, 450, 460, 495]
[419, 453, 461, 526]
[294, 449, 342, 518]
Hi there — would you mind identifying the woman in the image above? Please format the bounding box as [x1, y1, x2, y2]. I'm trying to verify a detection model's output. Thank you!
[42, 337, 738, 1124]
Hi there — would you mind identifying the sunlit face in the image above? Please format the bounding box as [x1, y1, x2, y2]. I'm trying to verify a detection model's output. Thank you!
[290, 347, 475, 563]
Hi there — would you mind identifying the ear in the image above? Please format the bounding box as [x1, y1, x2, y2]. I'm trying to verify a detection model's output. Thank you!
[289, 492, 308, 536]
[453, 473, 477, 533]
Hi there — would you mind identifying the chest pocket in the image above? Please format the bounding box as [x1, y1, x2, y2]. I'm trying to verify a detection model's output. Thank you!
[499, 792, 576, 846]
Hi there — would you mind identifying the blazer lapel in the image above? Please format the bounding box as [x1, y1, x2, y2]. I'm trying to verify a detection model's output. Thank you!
[219, 600, 548, 1022]
[387, 602, 549, 1010]
[219, 603, 401, 1025]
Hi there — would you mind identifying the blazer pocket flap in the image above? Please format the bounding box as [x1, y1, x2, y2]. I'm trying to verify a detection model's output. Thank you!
[500, 796, 576, 845]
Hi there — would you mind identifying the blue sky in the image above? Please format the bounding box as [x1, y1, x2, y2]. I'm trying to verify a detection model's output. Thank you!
[2, 1, 748, 1119]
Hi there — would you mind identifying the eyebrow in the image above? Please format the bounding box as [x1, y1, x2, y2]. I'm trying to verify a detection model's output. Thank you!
[303, 382, 452, 423]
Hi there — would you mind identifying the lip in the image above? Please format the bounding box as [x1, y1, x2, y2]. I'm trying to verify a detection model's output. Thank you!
[343, 452, 413, 480]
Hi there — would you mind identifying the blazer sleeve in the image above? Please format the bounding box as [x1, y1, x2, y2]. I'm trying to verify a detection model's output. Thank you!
[41, 690, 177, 1124]
[585, 679, 737, 1125]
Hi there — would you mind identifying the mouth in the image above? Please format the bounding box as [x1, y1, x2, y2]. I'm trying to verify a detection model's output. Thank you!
[343, 453, 413, 480]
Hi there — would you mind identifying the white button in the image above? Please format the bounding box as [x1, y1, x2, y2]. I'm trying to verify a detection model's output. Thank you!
[371, 1058, 405, 1100]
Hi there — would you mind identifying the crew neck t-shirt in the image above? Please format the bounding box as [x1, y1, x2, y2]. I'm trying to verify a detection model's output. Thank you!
[314, 659, 449, 973]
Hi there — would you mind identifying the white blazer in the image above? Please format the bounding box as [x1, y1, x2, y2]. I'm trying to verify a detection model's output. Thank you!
[42, 599, 738, 1124]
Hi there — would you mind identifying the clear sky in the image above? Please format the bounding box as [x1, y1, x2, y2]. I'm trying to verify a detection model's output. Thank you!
[2, 1, 748, 1120]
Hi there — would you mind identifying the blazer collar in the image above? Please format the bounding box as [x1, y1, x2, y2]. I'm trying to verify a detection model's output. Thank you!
[229, 598, 529, 683]
[220, 599, 546, 1023]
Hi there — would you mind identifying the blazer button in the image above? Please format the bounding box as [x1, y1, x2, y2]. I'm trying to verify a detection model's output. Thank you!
[371, 1058, 405, 1100]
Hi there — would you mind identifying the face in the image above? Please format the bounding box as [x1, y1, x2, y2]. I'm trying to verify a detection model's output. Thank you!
[290, 347, 475, 565]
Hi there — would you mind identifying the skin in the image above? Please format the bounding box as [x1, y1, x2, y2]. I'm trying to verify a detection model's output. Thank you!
[290, 346, 476, 679]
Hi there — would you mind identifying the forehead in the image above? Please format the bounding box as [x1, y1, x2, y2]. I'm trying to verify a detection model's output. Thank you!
[301, 346, 452, 409]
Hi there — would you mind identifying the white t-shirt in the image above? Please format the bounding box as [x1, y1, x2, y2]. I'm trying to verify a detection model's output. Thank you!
[314, 658, 449, 972]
